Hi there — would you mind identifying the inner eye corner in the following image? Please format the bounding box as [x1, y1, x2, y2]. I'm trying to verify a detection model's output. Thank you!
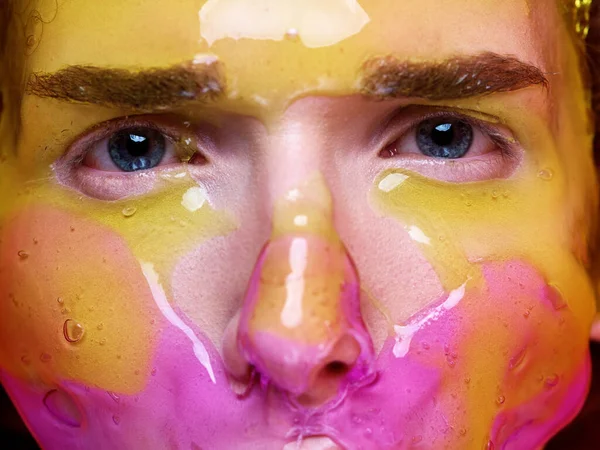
[378, 143, 398, 159]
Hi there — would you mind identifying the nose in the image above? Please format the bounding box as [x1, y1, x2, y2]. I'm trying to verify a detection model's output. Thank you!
[234, 176, 374, 406]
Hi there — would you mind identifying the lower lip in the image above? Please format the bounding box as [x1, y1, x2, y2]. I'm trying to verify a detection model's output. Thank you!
[283, 436, 341, 450]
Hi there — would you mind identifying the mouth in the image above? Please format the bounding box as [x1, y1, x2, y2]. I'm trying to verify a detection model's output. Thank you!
[283, 436, 342, 450]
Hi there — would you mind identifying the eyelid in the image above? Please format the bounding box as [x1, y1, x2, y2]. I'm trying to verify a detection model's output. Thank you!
[379, 105, 518, 155]
[59, 115, 197, 169]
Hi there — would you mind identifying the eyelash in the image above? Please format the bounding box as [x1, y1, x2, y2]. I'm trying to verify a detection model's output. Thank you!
[55, 107, 519, 200]
[381, 108, 517, 158]
[62, 117, 197, 171]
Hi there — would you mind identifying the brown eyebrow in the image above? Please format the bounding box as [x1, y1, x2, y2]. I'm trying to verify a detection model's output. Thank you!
[359, 52, 548, 101]
[25, 60, 226, 110]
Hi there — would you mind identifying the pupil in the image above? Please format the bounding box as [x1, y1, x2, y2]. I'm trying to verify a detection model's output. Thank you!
[127, 134, 150, 157]
[432, 123, 454, 147]
[108, 127, 166, 172]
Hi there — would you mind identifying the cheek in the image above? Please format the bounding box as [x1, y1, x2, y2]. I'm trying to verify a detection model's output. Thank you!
[170, 228, 266, 347]
[383, 260, 591, 446]
[463, 262, 590, 444]
[0, 206, 158, 393]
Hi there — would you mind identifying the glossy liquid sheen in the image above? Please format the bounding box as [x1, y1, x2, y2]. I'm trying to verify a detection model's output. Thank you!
[0, 0, 597, 449]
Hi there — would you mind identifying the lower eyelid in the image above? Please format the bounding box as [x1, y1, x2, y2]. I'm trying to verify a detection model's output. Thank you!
[379, 151, 519, 183]
[66, 166, 160, 200]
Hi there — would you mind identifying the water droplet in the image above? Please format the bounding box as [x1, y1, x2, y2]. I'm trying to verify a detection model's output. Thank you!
[496, 395, 505, 405]
[465, 199, 472, 207]
[112, 414, 121, 425]
[107, 391, 120, 403]
[421, 341, 430, 350]
[97, 322, 104, 331]
[412, 435, 423, 444]
[43, 389, 82, 427]
[509, 348, 526, 371]
[39, 352, 52, 363]
[20, 355, 31, 365]
[537, 169, 553, 181]
[99, 338, 106, 346]
[523, 310, 530, 318]
[459, 428, 467, 436]
[17, 250, 29, 259]
[491, 190, 499, 199]
[122, 206, 137, 217]
[464, 377, 471, 384]
[485, 440, 495, 450]
[183, 121, 191, 128]
[438, 235, 446, 242]
[70, 226, 75, 232]
[545, 374, 559, 388]
[33, 238, 39, 245]
[546, 284, 567, 311]
[502, 190, 510, 198]
[57, 297, 64, 305]
[63, 319, 85, 343]
[151, 368, 157, 376]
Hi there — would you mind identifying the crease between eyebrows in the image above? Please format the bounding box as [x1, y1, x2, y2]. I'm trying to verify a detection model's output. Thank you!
[359, 52, 549, 101]
[25, 61, 226, 110]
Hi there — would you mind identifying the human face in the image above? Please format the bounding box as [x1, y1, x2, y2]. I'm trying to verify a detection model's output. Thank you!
[0, 0, 596, 448]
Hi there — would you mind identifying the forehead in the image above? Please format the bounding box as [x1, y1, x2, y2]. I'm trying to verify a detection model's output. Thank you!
[25, 0, 558, 105]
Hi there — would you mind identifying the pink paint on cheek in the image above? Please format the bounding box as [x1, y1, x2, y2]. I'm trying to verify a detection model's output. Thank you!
[480, 262, 592, 449]
[0, 206, 158, 391]
[1, 260, 591, 449]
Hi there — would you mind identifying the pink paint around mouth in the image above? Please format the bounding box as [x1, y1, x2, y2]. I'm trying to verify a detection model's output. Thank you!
[0, 260, 592, 449]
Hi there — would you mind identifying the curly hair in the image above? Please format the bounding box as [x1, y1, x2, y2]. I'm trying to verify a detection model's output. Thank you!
[586, 2, 600, 162]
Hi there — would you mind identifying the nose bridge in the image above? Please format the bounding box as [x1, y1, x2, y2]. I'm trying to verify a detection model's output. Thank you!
[237, 174, 374, 401]
[263, 115, 327, 207]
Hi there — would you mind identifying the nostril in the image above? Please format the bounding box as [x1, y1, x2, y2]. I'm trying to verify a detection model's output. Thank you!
[323, 361, 350, 377]
[297, 360, 353, 407]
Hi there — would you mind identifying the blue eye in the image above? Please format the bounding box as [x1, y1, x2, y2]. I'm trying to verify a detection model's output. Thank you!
[108, 127, 166, 172]
[416, 118, 473, 158]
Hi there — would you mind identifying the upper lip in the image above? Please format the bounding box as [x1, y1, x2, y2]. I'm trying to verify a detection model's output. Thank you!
[283, 436, 343, 450]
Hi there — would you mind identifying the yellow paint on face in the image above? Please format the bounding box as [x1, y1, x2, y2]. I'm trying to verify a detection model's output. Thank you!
[17, 0, 535, 118]
[0, 164, 234, 392]
[367, 12, 597, 438]
[0, 0, 596, 423]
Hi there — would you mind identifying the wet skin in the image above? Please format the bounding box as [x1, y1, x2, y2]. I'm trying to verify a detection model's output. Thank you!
[0, 0, 597, 448]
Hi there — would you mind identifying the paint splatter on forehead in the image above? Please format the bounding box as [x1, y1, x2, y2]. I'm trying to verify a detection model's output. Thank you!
[1, 1, 545, 114]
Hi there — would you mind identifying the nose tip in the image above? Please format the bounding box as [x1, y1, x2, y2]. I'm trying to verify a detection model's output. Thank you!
[236, 234, 374, 405]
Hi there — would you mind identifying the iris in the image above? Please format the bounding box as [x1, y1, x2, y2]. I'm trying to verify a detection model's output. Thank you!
[416, 119, 473, 159]
[108, 127, 166, 172]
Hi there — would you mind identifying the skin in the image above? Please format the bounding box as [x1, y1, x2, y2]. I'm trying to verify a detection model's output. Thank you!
[0, 0, 598, 448]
